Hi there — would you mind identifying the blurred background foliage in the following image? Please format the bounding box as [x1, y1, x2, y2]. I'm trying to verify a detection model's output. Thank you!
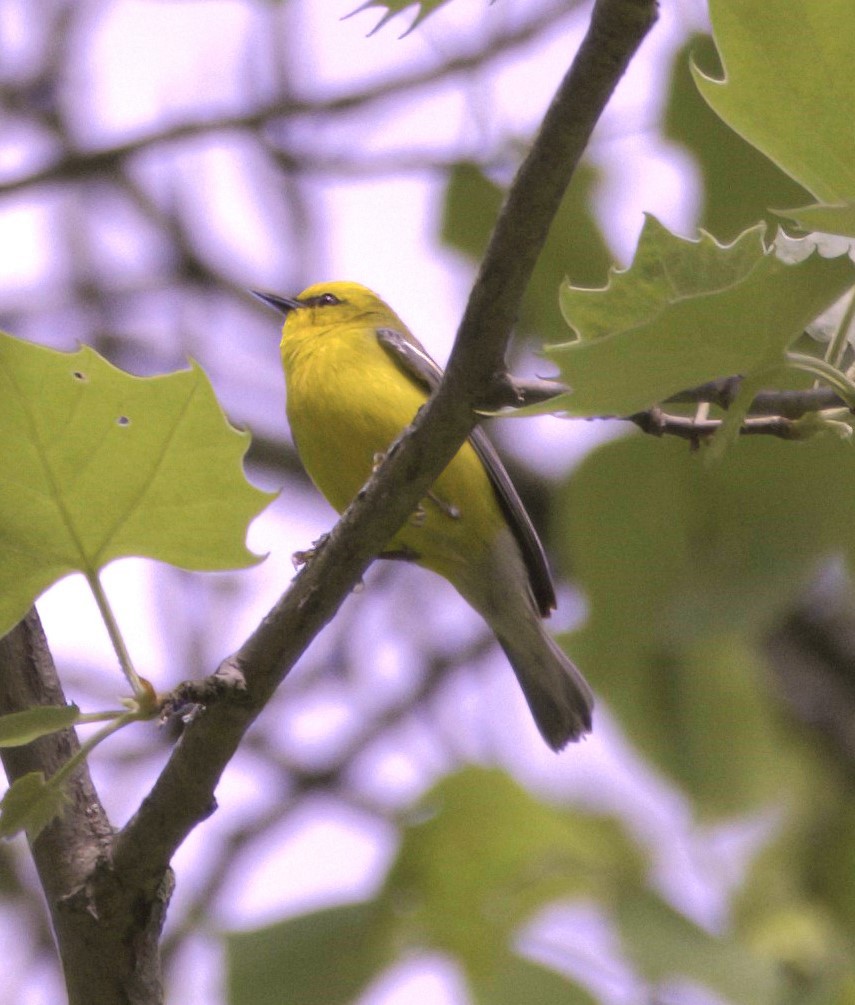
[0, 1, 853, 1003]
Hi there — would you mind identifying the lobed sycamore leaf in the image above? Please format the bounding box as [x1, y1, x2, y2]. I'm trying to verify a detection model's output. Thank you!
[539, 217, 855, 417]
[345, 0, 452, 36]
[561, 216, 765, 343]
[693, 0, 855, 211]
[0, 771, 68, 840]
[664, 34, 810, 243]
[0, 704, 80, 747]
[0, 333, 274, 638]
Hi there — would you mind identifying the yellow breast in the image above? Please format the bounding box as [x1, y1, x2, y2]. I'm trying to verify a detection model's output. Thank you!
[281, 320, 505, 587]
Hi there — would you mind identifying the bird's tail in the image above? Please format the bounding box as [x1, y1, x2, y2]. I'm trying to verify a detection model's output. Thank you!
[496, 621, 593, 751]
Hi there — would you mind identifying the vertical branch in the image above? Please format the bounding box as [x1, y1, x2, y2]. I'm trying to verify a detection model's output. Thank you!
[0, 610, 169, 1004]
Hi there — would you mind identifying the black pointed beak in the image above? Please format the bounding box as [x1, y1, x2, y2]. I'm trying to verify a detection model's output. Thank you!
[251, 290, 302, 316]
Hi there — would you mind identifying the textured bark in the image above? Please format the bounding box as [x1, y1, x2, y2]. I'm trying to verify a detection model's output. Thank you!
[0, 611, 170, 1004]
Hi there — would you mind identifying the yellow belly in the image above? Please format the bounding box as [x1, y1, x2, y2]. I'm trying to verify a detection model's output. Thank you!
[283, 328, 505, 588]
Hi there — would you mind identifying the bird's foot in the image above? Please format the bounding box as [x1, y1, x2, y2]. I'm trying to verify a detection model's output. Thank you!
[427, 490, 461, 520]
[292, 532, 330, 570]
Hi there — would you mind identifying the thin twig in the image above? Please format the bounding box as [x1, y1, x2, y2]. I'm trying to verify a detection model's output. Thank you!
[0, 1, 580, 199]
[628, 408, 803, 443]
[668, 380, 844, 417]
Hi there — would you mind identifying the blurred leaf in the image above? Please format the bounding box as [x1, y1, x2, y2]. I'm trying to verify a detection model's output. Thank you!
[225, 770, 638, 1002]
[0, 704, 80, 747]
[665, 633, 789, 811]
[0, 771, 68, 840]
[442, 162, 501, 261]
[616, 890, 782, 1004]
[737, 791, 855, 995]
[0, 332, 273, 637]
[347, 0, 453, 36]
[664, 34, 810, 242]
[541, 218, 855, 416]
[809, 801, 855, 935]
[748, 903, 850, 1001]
[442, 160, 611, 344]
[694, 0, 855, 205]
[473, 952, 597, 1005]
[383, 768, 644, 980]
[226, 902, 391, 1005]
[556, 434, 855, 814]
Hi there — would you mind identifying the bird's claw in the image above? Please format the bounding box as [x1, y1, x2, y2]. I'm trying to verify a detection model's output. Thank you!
[428, 490, 461, 520]
[292, 532, 330, 570]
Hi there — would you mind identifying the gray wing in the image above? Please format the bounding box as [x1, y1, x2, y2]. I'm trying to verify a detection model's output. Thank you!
[376, 327, 556, 616]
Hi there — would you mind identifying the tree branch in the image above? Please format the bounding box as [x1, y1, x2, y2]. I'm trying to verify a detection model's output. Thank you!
[0, 1, 581, 200]
[110, 0, 658, 894]
[665, 377, 844, 417]
[0, 610, 169, 1004]
[630, 380, 852, 443]
[628, 407, 805, 442]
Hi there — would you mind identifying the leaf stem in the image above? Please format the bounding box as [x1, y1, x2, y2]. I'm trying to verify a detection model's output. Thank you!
[48, 711, 137, 792]
[85, 571, 146, 698]
[786, 352, 855, 406]
[824, 288, 855, 370]
[707, 370, 770, 459]
[76, 709, 130, 725]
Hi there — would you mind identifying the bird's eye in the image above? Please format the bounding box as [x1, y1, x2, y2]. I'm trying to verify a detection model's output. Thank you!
[318, 293, 340, 307]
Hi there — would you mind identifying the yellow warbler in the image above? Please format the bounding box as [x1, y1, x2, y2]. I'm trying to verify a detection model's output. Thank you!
[255, 281, 593, 750]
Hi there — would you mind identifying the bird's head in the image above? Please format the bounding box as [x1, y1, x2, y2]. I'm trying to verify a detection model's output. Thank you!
[252, 281, 398, 333]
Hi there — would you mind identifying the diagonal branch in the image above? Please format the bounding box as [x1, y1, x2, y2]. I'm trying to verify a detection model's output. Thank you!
[112, 0, 659, 894]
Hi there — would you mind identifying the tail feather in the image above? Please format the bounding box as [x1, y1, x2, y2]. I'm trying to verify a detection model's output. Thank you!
[443, 526, 594, 751]
[497, 627, 593, 751]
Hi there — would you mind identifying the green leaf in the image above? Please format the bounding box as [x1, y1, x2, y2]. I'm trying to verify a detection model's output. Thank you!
[226, 770, 640, 1003]
[616, 891, 782, 1005]
[809, 800, 855, 936]
[382, 768, 644, 981]
[544, 218, 855, 416]
[0, 704, 80, 747]
[561, 216, 764, 342]
[346, 0, 452, 36]
[556, 434, 855, 815]
[473, 952, 597, 1005]
[664, 34, 811, 242]
[0, 771, 68, 840]
[693, 0, 855, 205]
[775, 201, 855, 240]
[442, 160, 612, 344]
[735, 795, 855, 998]
[226, 902, 392, 1005]
[748, 904, 850, 1000]
[0, 332, 273, 637]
